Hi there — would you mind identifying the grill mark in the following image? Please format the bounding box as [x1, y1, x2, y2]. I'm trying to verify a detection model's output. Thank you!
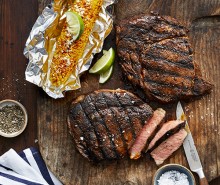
[68, 109, 91, 160]
[148, 122, 186, 152]
[123, 93, 153, 126]
[114, 92, 137, 138]
[125, 106, 145, 136]
[123, 66, 175, 102]
[99, 92, 128, 157]
[144, 52, 194, 70]
[118, 15, 188, 49]
[124, 25, 186, 44]
[87, 94, 119, 159]
[121, 37, 149, 50]
[90, 93, 123, 158]
[139, 81, 176, 101]
[80, 98, 116, 160]
[110, 107, 134, 150]
[78, 102, 107, 159]
[141, 57, 194, 78]
[123, 29, 152, 43]
[152, 41, 191, 56]
[118, 39, 143, 73]
[118, 48, 142, 83]
[141, 80, 193, 102]
[149, 45, 193, 64]
[118, 49, 143, 86]
[128, 19, 186, 37]
[145, 79, 193, 94]
[143, 71, 193, 89]
[103, 92, 136, 149]
[144, 65, 194, 81]
[119, 35, 190, 56]
[68, 104, 101, 161]
[149, 29, 179, 41]
[124, 98, 145, 127]
[111, 106, 135, 150]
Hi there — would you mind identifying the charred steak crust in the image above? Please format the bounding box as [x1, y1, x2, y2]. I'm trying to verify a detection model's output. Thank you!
[67, 89, 153, 162]
[116, 14, 213, 103]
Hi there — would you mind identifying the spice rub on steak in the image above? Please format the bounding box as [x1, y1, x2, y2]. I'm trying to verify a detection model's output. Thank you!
[67, 89, 153, 162]
[116, 14, 213, 103]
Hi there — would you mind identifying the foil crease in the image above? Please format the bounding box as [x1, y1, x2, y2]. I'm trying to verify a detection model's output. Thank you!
[24, 0, 115, 98]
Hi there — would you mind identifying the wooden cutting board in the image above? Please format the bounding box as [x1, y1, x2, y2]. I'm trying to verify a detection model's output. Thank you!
[38, 0, 220, 184]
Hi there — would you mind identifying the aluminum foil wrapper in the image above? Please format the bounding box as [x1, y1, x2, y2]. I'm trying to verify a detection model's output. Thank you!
[24, 0, 115, 98]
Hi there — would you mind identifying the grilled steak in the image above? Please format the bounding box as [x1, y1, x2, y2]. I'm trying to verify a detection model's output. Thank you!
[67, 89, 153, 162]
[147, 120, 185, 152]
[129, 108, 165, 159]
[116, 14, 213, 103]
[150, 129, 187, 165]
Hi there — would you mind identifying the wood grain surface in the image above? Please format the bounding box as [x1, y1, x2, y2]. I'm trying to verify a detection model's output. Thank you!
[37, 0, 220, 184]
[0, 0, 39, 153]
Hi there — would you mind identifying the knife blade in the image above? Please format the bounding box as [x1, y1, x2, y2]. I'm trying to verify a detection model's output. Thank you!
[176, 101, 209, 185]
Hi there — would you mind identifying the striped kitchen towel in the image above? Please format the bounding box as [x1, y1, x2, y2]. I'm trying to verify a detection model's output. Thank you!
[0, 147, 62, 185]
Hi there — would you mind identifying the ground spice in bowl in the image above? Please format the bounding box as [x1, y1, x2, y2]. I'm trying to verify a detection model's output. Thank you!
[0, 100, 28, 137]
[0, 105, 25, 134]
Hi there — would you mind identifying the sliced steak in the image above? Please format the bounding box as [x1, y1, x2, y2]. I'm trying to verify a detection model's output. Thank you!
[150, 129, 187, 165]
[147, 120, 186, 152]
[129, 108, 166, 159]
[116, 14, 213, 103]
[67, 89, 153, 162]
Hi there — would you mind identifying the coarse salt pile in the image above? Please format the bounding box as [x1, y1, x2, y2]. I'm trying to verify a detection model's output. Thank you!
[157, 170, 189, 185]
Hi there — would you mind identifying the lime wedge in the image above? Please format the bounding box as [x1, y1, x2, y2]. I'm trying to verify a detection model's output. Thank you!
[65, 11, 84, 40]
[89, 48, 115, 74]
[99, 65, 113, 83]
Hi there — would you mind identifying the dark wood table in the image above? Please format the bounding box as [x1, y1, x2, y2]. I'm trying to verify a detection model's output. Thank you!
[0, 0, 39, 153]
[0, 1, 220, 185]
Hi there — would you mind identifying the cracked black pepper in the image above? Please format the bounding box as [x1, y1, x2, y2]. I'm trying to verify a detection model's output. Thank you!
[0, 105, 25, 134]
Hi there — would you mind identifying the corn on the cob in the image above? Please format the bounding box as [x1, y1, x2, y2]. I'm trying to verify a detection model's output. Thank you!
[50, 0, 103, 86]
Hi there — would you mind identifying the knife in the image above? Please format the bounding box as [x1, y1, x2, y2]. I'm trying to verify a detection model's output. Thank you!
[176, 101, 209, 185]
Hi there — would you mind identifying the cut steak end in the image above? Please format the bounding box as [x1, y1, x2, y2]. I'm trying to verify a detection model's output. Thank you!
[67, 89, 153, 162]
[129, 108, 166, 159]
[116, 14, 213, 103]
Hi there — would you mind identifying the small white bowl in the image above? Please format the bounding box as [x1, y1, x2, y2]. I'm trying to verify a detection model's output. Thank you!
[0, 99, 28, 138]
[152, 164, 196, 185]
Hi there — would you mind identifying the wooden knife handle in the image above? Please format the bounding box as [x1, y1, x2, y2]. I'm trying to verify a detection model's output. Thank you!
[200, 177, 209, 185]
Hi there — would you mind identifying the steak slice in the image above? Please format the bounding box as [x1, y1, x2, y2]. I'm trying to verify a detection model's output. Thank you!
[67, 89, 153, 162]
[129, 108, 166, 159]
[147, 120, 186, 152]
[116, 14, 213, 103]
[150, 128, 187, 165]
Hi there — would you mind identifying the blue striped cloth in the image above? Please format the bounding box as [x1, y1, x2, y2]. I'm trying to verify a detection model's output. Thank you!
[0, 147, 62, 185]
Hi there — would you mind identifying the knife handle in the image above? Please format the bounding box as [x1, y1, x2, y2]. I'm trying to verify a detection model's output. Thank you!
[200, 177, 209, 185]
